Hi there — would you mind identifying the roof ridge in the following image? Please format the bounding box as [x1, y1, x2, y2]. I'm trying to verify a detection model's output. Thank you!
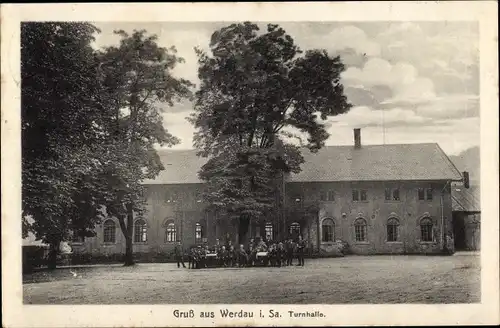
[156, 142, 441, 153]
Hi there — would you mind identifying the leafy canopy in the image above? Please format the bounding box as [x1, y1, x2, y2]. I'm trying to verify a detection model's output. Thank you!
[190, 22, 352, 221]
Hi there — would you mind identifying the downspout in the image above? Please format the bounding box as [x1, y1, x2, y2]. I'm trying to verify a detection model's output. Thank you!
[440, 180, 451, 252]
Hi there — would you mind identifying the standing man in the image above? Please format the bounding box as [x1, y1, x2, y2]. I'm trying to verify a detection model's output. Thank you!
[296, 235, 306, 266]
[174, 241, 186, 268]
[286, 239, 295, 266]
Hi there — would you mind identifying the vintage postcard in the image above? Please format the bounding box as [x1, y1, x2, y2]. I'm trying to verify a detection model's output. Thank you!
[2, 2, 499, 327]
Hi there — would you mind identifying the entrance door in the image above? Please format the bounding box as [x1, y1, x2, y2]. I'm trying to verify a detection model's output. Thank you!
[453, 213, 466, 250]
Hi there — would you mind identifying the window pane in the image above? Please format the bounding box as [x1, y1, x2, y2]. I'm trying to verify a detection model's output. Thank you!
[354, 219, 367, 242]
[134, 220, 147, 243]
[322, 225, 334, 242]
[418, 188, 425, 200]
[420, 218, 433, 242]
[387, 224, 398, 242]
[385, 188, 391, 201]
[360, 190, 367, 201]
[103, 220, 116, 243]
[195, 223, 202, 243]
[322, 219, 334, 242]
[327, 190, 335, 201]
[352, 190, 359, 201]
[392, 188, 400, 201]
[166, 223, 176, 242]
[426, 188, 433, 200]
[320, 191, 326, 201]
[265, 223, 273, 241]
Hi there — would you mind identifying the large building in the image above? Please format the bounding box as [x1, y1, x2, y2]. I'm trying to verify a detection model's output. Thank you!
[71, 129, 465, 256]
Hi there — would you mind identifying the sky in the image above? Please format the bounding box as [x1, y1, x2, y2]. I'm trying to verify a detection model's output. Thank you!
[92, 21, 479, 156]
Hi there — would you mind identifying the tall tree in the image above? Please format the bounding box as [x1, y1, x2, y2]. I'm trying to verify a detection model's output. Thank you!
[190, 22, 351, 242]
[96, 30, 193, 265]
[21, 22, 106, 268]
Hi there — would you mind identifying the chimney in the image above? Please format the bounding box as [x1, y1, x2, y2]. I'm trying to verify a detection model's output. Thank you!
[354, 128, 361, 149]
[463, 171, 470, 189]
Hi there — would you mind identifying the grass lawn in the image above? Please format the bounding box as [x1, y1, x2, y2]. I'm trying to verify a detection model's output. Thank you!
[23, 253, 480, 304]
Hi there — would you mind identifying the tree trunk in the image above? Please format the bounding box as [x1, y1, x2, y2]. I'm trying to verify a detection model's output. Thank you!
[238, 215, 250, 245]
[47, 240, 59, 270]
[123, 204, 135, 266]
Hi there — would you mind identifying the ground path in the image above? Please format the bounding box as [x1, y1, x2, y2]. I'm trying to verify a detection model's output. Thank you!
[23, 254, 480, 304]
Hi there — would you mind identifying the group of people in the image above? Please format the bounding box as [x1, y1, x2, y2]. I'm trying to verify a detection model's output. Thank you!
[173, 236, 307, 269]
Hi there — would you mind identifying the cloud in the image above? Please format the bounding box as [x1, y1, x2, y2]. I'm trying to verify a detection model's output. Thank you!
[283, 24, 381, 59]
[344, 85, 392, 107]
[331, 106, 430, 128]
[375, 22, 479, 95]
[381, 94, 480, 120]
[342, 58, 436, 104]
[162, 111, 195, 149]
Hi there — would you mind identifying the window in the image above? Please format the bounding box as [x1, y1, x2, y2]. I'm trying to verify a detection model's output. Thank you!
[265, 222, 274, 241]
[387, 218, 399, 242]
[420, 217, 433, 242]
[134, 219, 147, 243]
[194, 191, 203, 203]
[385, 188, 391, 201]
[165, 191, 179, 203]
[385, 188, 400, 201]
[426, 188, 433, 200]
[352, 190, 359, 201]
[322, 219, 335, 242]
[392, 189, 400, 201]
[353, 189, 367, 201]
[354, 218, 367, 242]
[418, 188, 433, 201]
[165, 222, 177, 242]
[418, 188, 425, 200]
[289, 222, 301, 237]
[195, 223, 203, 244]
[103, 220, 116, 243]
[320, 190, 335, 201]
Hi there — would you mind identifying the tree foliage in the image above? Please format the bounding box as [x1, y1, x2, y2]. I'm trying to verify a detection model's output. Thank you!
[21, 24, 193, 267]
[21, 22, 105, 243]
[190, 22, 352, 234]
[95, 29, 193, 265]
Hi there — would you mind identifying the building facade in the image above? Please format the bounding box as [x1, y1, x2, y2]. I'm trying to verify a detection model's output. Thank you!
[452, 185, 481, 251]
[71, 129, 464, 256]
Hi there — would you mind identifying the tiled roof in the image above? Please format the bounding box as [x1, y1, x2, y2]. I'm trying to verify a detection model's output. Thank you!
[452, 185, 481, 212]
[143, 143, 463, 185]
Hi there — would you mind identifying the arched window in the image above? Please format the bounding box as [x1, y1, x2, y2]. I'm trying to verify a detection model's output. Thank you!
[322, 218, 335, 242]
[134, 219, 147, 243]
[354, 218, 367, 242]
[420, 217, 433, 242]
[165, 222, 177, 242]
[387, 217, 400, 242]
[103, 220, 116, 243]
[265, 223, 274, 241]
[195, 223, 203, 244]
[289, 222, 301, 240]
